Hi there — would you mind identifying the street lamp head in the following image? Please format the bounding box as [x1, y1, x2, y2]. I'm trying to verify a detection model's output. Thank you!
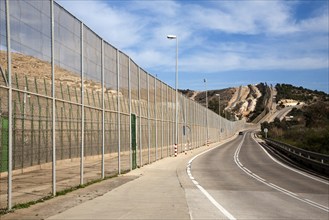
[167, 35, 177, 39]
[216, 94, 220, 97]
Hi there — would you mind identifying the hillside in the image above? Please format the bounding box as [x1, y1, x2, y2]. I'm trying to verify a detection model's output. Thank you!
[275, 83, 328, 104]
[180, 83, 272, 122]
[261, 100, 329, 155]
[180, 82, 329, 154]
[180, 88, 236, 118]
[181, 83, 328, 124]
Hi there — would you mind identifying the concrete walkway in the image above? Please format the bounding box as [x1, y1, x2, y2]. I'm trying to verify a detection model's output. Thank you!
[48, 154, 193, 219]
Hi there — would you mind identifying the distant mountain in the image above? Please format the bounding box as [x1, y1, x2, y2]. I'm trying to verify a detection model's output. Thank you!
[260, 85, 329, 155]
[180, 83, 328, 123]
[180, 83, 272, 122]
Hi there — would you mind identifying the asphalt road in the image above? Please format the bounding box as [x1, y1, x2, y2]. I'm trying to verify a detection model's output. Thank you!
[46, 132, 329, 220]
[190, 132, 329, 219]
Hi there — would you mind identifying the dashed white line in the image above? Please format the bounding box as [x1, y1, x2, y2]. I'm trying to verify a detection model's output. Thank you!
[187, 146, 236, 220]
[235, 133, 329, 213]
[251, 134, 329, 185]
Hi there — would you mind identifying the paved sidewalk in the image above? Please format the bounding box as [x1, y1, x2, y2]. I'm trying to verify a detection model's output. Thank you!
[2, 136, 238, 220]
[47, 156, 193, 219]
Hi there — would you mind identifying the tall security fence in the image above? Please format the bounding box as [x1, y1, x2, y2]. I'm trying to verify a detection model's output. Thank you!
[0, 0, 245, 211]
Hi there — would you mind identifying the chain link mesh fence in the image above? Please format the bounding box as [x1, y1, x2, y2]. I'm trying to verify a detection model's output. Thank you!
[0, 0, 245, 211]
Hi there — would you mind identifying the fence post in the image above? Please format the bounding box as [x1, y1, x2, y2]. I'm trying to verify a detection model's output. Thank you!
[161, 82, 163, 159]
[80, 22, 85, 185]
[31, 104, 34, 166]
[147, 73, 150, 164]
[69, 107, 72, 159]
[167, 86, 170, 156]
[172, 89, 174, 156]
[117, 49, 121, 174]
[154, 75, 157, 161]
[128, 57, 132, 171]
[138, 67, 142, 167]
[50, 0, 56, 196]
[101, 40, 105, 179]
[60, 107, 63, 160]
[3, 4, 26, 207]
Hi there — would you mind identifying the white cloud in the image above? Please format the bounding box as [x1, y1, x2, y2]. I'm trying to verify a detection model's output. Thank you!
[180, 51, 327, 74]
[186, 1, 298, 35]
[127, 0, 180, 18]
[56, 0, 328, 80]
[298, 13, 329, 33]
[57, 0, 144, 49]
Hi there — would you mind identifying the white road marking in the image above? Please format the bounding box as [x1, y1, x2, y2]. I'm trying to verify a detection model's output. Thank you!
[252, 174, 266, 182]
[187, 146, 236, 220]
[252, 135, 329, 185]
[269, 183, 297, 196]
[243, 167, 252, 173]
[234, 133, 329, 213]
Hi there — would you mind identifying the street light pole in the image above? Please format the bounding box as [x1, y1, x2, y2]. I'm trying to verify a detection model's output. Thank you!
[216, 93, 220, 142]
[204, 79, 208, 146]
[167, 35, 178, 149]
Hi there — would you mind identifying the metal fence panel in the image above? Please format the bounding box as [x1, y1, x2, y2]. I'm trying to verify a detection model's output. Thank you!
[140, 69, 148, 118]
[104, 111, 118, 175]
[0, 0, 7, 88]
[0, 0, 246, 211]
[130, 61, 138, 114]
[6, 0, 53, 208]
[119, 114, 130, 172]
[104, 42, 117, 111]
[54, 4, 81, 74]
[119, 52, 129, 113]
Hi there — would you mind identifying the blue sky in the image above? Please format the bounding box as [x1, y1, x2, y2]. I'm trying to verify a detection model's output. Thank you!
[57, 0, 329, 93]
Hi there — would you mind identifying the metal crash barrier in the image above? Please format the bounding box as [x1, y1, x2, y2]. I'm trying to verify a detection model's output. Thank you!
[265, 138, 329, 175]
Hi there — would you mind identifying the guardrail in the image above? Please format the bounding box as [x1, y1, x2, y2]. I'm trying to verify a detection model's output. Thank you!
[265, 138, 329, 175]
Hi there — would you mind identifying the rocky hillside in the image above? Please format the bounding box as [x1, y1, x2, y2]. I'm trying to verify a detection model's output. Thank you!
[180, 83, 272, 122]
[181, 83, 328, 123]
[261, 91, 329, 155]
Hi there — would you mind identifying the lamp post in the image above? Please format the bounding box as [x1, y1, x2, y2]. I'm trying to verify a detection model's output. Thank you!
[204, 79, 208, 146]
[167, 35, 178, 149]
[216, 93, 220, 142]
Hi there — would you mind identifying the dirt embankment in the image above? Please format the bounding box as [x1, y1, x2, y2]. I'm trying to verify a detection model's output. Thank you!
[0, 51, 120, 96]
[224, 85, 261, 119]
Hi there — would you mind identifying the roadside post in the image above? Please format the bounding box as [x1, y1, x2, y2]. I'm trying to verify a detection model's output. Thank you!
[264, 128, 268, 139]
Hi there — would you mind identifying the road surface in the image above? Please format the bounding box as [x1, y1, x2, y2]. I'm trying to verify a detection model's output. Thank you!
[190, 132, 329, 219]
[46, 132, 329, 219]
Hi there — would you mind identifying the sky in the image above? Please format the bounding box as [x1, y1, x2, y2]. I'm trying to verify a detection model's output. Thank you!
[57, 0, 329, 93]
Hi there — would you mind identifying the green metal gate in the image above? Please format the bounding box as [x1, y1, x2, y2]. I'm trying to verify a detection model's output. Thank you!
[131, 114, 137, 169]
[0, 116, 9, 172]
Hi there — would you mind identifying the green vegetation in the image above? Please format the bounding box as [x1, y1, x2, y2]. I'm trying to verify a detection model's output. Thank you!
[275, 83, 328, 103]
[178, 89, 193, 97]
[261, 101, 329, 155]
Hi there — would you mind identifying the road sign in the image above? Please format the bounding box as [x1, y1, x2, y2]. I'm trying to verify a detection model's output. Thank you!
[264, 128, 268, 138]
